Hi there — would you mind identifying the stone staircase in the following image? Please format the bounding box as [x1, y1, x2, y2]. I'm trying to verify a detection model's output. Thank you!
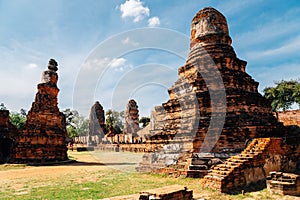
[202, 138, 273, 193]
[267, 172, 300, 196]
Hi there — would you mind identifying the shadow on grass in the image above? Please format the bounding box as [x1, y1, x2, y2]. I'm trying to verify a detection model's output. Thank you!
[24, 159, 138, 167]
[67, 161, 138, 166]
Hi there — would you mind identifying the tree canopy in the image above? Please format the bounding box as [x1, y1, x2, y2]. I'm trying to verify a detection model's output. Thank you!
[263, 80, 300, 111]
[10, 109, 27, 129]
[0, 103, 7, 110]
[63, 109, 89, 138]
[105, 109, 124, 134]
[139, 117, 150, 128]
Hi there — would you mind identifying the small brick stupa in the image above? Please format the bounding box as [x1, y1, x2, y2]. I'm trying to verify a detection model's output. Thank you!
[123, 99, 140, 135]
[137, 7, 285, 175]
[120, 99, 140, 143]
[87, 101, 106, 144]
[13, 59, 68, 163]
[88, 101, 106, 135]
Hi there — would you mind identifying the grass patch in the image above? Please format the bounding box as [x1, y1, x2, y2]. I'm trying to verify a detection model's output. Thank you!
[0, 164, 27, 171]
[1, 171, 295, 200]
[0, 151, 298, 200]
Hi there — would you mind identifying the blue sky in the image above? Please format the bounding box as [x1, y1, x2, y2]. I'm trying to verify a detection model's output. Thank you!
[0, 0, 300, 117]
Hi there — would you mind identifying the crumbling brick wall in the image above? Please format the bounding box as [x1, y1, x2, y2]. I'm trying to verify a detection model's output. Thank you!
[203, 137, 300, 194]
[276, 110, 300, 127]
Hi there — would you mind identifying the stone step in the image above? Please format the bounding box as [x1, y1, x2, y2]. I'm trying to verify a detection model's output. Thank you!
[269, 178, 297, 183]
[186, 170, 208, 178]
[213, 163, 237, 169]
[188, 165, 208, 170]
[210, 169, 232, 175]
[268, 180, 296, 185]
[237, 153, 258, 157]
[213, 166, 235, 171]
[227, 158, 249, 163]
[203, 174, 225, 181]
[231, 155, 250, 159]
[222, 161, 241, 166]
[244, 150, 264, 154]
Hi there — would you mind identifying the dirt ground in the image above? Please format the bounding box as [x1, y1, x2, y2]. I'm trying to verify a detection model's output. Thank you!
[0, 151, 298, 200]
[0, 152, 112, 196]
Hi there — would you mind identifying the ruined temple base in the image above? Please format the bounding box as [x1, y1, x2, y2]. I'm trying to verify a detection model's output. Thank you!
[155, 153, 238, 178]
[267, 172, 300, 196]
[95, 144, 147, 153]
[202, 137, 300, 194]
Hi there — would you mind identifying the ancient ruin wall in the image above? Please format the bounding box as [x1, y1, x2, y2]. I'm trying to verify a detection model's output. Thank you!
[149, 7, 283, 152]
[87, 101, 106, 145]
[276, 110, 300, 127]
[13, 59, 68, 163]
[123, 99, 140, 136]
[0, 110, 18, 163]
[139, 7, 285, 172]
[203, 137, 300, 194]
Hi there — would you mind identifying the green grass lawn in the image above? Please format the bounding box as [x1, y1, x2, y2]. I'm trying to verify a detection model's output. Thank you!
[0, 151, 298, 200]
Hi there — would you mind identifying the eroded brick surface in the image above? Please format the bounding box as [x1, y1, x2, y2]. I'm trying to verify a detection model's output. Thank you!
[87, 101, 106, 145]
[267, 172, 300, 196]
[11, 59, 68, 163]
[137, 7, 285, 175]
[202, 138, 300, 194]
[277, 110, 300, 127]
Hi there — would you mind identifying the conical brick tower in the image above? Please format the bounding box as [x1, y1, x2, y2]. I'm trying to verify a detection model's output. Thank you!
[13, 59, 68, 163]
[138, 7, 285, 175]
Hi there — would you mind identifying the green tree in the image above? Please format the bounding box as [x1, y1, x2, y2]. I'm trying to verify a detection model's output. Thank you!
[139, 117, 150, 128]
[263, 80, 300, 111]
[0, 103, 7, 110]
[73, 115, 89, 136]
[10, 109, 27, 129]
[66, 126, 78, 138]
[62, 109, 89, 138]
[105, 109, 124, 134]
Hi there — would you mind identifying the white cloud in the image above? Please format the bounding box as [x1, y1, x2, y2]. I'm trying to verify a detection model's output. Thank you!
[219, 0, 264, 16]
[148, 16, 160, 27]
[83, 57, 131, 72]
[119, 0, 150, 22]
[246, 35, 300, 60]
[235, 8, 300, 49]
[109, 58, 133, 72]
[122, 37, 130, 44]
[109, 58, 126, 68]
[27, 63, 38, 69]
[82, 58, 110, 70]
[94, 64, 177, 116]
[121, 37, 139, 46]
[262, 36, 300, 56]
[248, 63, 300, 93]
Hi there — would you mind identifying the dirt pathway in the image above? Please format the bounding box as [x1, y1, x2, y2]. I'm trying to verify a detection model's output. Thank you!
[0, 152, 116, 196]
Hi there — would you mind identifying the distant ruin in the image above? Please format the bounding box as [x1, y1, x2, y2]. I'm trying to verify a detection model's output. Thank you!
[76, 99, 144, 147]
[88, 101, 106, 136]
[104, 99, 144, 144]
[123, 99, 140, 136]
[122, 99, 141, 143]
[0, 59, 68, 163]
[86, 101, 106, 145]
